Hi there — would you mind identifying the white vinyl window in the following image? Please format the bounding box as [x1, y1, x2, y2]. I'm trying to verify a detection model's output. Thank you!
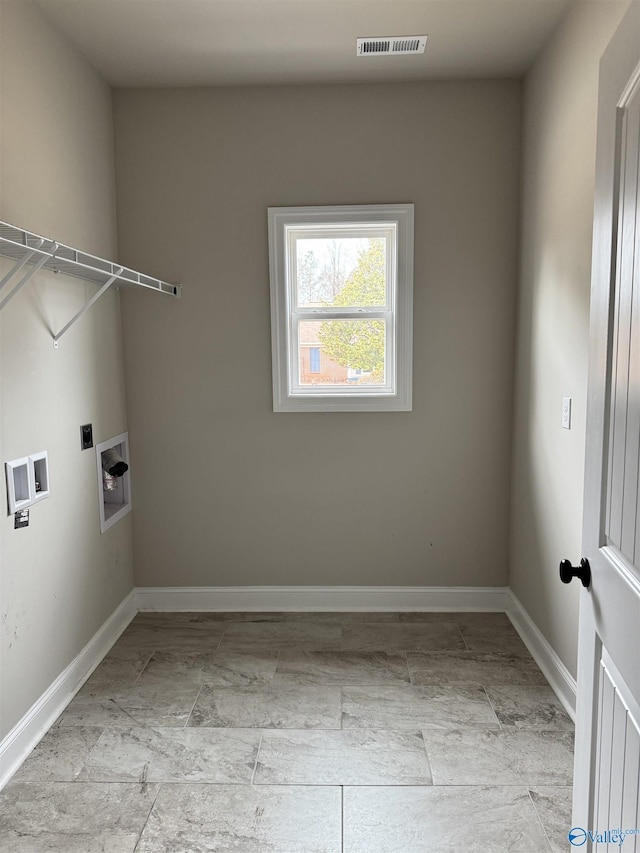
[268, 204, 413, 412]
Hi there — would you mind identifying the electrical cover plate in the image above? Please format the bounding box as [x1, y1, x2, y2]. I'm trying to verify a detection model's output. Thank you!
[81, 423, 93, 450]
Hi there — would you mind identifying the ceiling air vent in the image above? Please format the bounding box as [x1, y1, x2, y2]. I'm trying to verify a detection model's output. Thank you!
[356, 35, 427, 57]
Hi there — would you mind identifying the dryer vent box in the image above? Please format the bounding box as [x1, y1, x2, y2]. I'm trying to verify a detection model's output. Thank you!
[96, 432, 131, 533]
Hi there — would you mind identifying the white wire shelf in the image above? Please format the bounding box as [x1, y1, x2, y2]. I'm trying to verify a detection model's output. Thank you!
[0, 221, 180, 345]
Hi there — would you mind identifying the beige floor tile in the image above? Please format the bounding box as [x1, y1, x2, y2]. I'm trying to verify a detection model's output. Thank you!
[528, 786, 574, 853]
[275, 650, 410, 685]
[486, 685, 574, 730]
[131, 612, 232, 626]
[77, 726, 261, 783]
[0, 781, 158, 853]
[137, 611, 401, 622]
[7, 727, 104, 783]
[217, 620, 342, 651]
[58, 682, 201, 728]
[188, 683, 342, 728]
[460, 622, 531, 654]
[254, 729, 432, 785]
[398, 612, 511, 625]
[424, 729, 574, 785]
[136, 649, 279, 687]
[407, 650, 547, 686]
[82, 647, 153, 689]
[343, 785, 552, 852]
[342, 684, 500, 730]
[341, 622, 465, 652]
[115, 623, 225, 652]
[136, 783, 342, 852]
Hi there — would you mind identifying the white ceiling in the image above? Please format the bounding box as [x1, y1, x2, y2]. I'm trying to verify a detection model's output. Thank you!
[34, 0, 573, 88]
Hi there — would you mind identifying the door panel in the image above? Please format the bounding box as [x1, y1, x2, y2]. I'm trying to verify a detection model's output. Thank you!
[575, 3, 640, 846]
[606, 79, 640, 563]
[593, 652, 640, 851]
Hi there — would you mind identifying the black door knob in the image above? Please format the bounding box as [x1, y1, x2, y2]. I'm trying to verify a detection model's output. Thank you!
[559, 558, 591, 588]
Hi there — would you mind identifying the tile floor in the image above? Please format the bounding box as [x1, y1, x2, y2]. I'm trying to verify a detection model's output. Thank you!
[0, 612, 574, 852]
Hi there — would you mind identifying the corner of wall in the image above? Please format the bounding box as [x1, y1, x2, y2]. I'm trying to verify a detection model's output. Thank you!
[0, 0, 134, 740]
[508, 0, 631, 681]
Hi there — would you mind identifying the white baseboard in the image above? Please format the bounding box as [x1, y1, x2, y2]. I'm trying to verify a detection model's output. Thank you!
[0, 590, 136, 791]
[506, 590, 577, 722]
[135, 585, 510, 613]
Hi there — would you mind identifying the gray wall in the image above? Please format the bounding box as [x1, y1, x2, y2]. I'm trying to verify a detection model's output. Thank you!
[0, 0, 133, 738]
[3, 0, 625, 741]
[113, 81, 522, 589]
[510, 0, 630, 680]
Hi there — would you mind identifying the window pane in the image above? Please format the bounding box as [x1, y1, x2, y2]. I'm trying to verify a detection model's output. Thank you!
[295, 237, 387, 308]
[298, 319, 386, 387]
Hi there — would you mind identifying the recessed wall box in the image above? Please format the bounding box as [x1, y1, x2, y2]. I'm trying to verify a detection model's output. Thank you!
[96, 432, 131, 533]
[5, 451, 50, 514]
[5, 457, 31, 514]
[30, 451, 50, 504]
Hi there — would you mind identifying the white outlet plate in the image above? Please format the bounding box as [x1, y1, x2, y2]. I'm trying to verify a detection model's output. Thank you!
[562, 396, 572, 430]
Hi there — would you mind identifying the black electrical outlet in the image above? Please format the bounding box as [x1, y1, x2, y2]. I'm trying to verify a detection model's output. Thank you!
[81, 423, 93, 450]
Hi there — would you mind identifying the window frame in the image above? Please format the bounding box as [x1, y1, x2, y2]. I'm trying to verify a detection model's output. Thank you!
[268, 203, 414, 412]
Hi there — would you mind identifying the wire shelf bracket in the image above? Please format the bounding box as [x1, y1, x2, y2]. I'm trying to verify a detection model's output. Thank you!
[0, 221, 181, 347]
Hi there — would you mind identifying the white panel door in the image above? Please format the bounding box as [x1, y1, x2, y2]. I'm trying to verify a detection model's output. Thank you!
[573, 4, 640, 850]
